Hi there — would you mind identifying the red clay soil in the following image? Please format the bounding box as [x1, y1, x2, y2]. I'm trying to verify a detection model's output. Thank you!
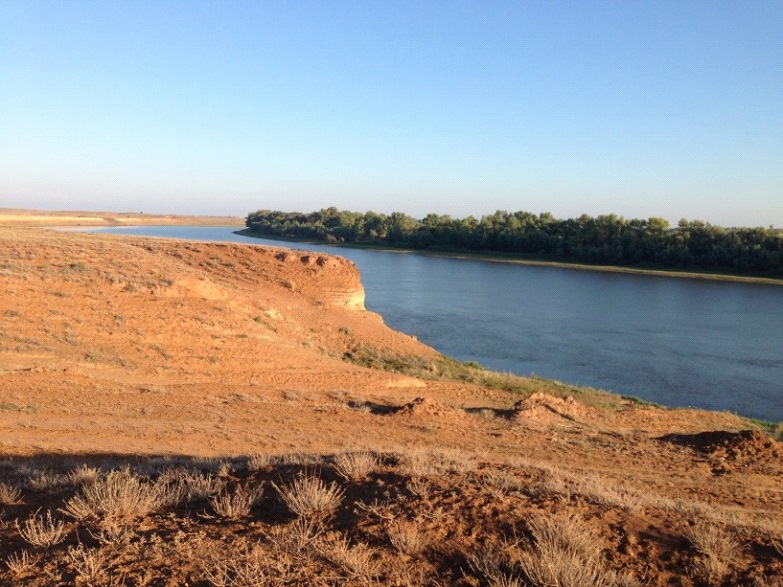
[0, 220, 782, 586]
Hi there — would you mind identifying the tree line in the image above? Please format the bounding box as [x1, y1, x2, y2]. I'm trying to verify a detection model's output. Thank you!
[245, 208, 783, 277]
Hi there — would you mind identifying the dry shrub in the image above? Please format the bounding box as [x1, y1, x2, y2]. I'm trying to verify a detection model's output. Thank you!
[481, 472, 526, 499]
[333, 450, 379, 481]
[25, 470, 72, 493]
[5, 550, 39, 577]
[407, 477, 432, 499]
[518, 512, 612, 587]
[274, 472, 344, 519]
[0, 481, 22, 504]
[388, 520, 430, 556]
[388, 562, 433, 587]
[397, 448, 476, 478]
[16, 509, 68, 548]
[201, 543, 269, 587]
[90, 518, 136, 549]
[66, 544, 107, 583]
[320, 535, 380, 579]
[268, 518, 324, 556]
[247, 452, 278, 470]
[62, 468, 163, 520]
[469, 546, 525, 587]
[67, 464, 101, 487]
[471, 513, 633, 587]
[158, 466, 226, 502]
[355, 497, 395, 522]
[209, 483, 264, 519]
[684, 521, 741, 583]
[278, 452, 325, 466]
[397, 451, 439, 478]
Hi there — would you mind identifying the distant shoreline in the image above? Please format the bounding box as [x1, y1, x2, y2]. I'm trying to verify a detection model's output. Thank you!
[236, 228, 783, 287]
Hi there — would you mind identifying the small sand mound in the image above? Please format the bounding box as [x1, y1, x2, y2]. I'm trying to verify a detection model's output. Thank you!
[512, 393, 594, 426]
[659, 430, 780, 464]
[395, 397, 464, 420]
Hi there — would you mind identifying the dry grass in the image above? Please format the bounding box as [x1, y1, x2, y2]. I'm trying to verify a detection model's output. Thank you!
[89, 518, 136, 549]
[0, 451, 776, 586]
[0, 481, 22, 504]
[274, 472, 344, 519]
[407, 477, 433, 499]
[16, 510, 68, 548]
[518, 512, 613, 587]
[62, 468, 163, 520]
[396, 448, 476, 478]
[268, 518, 324, 556]
[160, 466, 226, 501]
[66, 544, 107, 583]
[5, 549, 39, 577]
[320, 534, 381, 579]
[66, 464, 101, 487]
[471, 513, 623, 587]
[333, 450, 380, 481]
[208, 483, 264, 519]
[684, 521, 741, 583]
[388, 520, 430, 556]
[200, 543, 270, 587]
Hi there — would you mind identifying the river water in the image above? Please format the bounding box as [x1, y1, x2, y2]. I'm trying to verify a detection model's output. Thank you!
[82, 225, 783, 421]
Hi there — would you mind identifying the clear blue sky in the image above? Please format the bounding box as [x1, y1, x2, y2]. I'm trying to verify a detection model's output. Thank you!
[1, 0, 781, 227]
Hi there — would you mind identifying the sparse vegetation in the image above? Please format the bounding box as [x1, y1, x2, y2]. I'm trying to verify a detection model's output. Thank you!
[685, 521, 741, 583]
[274, 472, 345, 519]
[0, 452, 778, 585]
[208, 483, 264, 519]
[16, 510, 68, 548]
[0, 482, 22, 504]
[62, 468, 164, 520]
[333, 450, 379, 481]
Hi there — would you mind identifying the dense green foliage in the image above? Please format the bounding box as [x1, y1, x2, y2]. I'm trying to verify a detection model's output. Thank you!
[246, 208, 783, 277]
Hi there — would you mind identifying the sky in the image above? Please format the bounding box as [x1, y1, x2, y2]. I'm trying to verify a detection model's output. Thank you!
[1, 0, 781, 227]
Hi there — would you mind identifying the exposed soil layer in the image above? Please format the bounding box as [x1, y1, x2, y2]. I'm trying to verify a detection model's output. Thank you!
[1, 221, 782, 586]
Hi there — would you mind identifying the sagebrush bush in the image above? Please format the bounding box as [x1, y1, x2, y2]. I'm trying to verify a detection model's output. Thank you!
[62, 468, 163, 520]
[274, 473, 344, 519]
[16, 510, 68, 548]
[209, 484, 264, 519]
[333, 451, 379, 481]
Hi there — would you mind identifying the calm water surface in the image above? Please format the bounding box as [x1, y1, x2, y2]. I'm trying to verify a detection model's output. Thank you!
[84, 226, 783, 421]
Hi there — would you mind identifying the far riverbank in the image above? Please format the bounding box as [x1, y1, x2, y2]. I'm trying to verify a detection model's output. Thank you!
[235, 229, 783, 287]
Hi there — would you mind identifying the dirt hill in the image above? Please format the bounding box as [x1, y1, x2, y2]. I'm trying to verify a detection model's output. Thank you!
[0, 222, 781, 586]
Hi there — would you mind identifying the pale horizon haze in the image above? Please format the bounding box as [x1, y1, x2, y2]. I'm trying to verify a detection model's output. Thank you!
[1, 0, 781, 227]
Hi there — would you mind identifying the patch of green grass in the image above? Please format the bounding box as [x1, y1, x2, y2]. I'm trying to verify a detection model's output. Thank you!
[342, 343, 632, 410]
[620, 394, 662, 407]
[743, 417, 783, 440]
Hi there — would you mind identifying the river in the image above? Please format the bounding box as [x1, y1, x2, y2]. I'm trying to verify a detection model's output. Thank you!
[81, 225, 783, 421]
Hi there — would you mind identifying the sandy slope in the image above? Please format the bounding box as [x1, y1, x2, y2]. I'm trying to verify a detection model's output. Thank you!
[0, 222, 782, 585]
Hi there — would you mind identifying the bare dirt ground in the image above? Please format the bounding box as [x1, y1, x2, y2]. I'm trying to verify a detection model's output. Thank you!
[1, 217, 782, 586]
